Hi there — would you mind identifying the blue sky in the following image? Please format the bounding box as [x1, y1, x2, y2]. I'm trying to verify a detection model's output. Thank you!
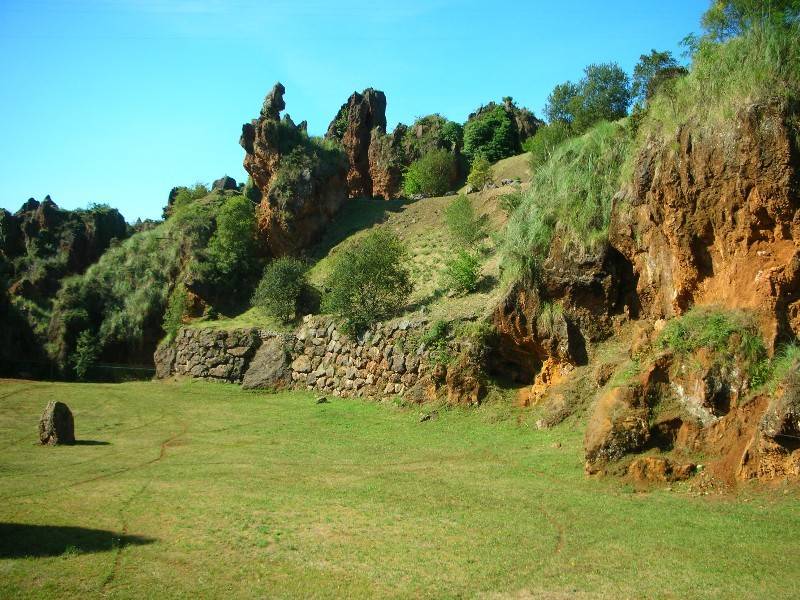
[0, 0, 706, 221]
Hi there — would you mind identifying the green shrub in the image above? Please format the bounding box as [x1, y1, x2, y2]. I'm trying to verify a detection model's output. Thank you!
[252, 257, 307, 323]
[72, 329, 99, 380]
[162, 284, 188, 341]
[499, 191, 525, 215]
[524, 121, 573, 171]
[658, 307, 768, 385]
[402, 115, 463, 161]
[501, 120, 630, 285]
[402, 149, 457, 197]
[322, 230, 412, 334]
[466, 156, 493, 190]
[444, 195, 485, 247]
[545, 63, 632, 135]
[443, 250, 481, 294]
[536, 301, 564, 337]
[463, 105, 517, 163]
[420, 319, 451, 365]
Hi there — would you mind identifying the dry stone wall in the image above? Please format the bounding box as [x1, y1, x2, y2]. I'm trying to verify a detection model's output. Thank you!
[157, 316, 433, 398]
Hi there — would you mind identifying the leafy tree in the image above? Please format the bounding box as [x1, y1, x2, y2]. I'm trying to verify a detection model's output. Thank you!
[194, 195, 258, 298]
[444, 194, 485, 247]
[72, 329, 99, 380]
[251, 257, 307, 323]
[443, 250, 481, 294]
[462, 105, 518, 163]
[632, 50, 686, 105]
[403, 114, 463, 161]
[402, 149, 457, 197]
[544, 82, 580, 125]
[322, 230, 412, 334]
[544, 63, 632, 134]
[701, 0, 800, 40]
[466, 156, 493, 190]
[524, 121, 573, 170]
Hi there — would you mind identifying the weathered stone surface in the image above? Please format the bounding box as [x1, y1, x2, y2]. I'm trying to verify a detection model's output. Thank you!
[212, 175, 238, 191]
[39, 401, 75, 445]
[242, 338, 290, 390]
[241, 82, 348, 255]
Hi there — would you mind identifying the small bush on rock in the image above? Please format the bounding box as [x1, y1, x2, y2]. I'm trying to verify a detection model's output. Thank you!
[322, 230, 412, 334]
[252, 257, 308, 323]
[402, 149, 457, 197]
[163, 284, 188, 341]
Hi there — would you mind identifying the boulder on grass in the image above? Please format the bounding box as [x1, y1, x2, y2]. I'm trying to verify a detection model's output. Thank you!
[39, 401, 75, 445]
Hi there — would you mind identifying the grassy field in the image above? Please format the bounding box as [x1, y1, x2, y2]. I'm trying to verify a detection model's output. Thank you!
[1, 379, 798, 599]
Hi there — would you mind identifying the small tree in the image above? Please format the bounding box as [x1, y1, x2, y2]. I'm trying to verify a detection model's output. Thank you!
[251, 257, 307, 323]
[402, 149, 458, 197]
[444, 195, 485, 247]
[467, 156, 493, 190]
[73, 329, 99, 380]
[443, 250, 481, 294]
[322, 230, 412, 334]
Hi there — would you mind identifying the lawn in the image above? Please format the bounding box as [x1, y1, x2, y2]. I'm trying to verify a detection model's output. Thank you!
[1, 379, 798, 599]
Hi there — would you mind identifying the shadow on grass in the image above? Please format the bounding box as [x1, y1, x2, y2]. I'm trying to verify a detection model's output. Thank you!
[72, 440, 111, 446]
[0, 523, 155, 559]
[307, 197, 409, 261]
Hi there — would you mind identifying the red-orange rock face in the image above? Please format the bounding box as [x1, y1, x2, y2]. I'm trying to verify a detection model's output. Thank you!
[610, 102, 800, 348]
[240, 83, 348, 255]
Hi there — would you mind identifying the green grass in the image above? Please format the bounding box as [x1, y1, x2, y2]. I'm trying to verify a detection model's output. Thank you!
[1, 379, 799, 598]
[500, 120, 630, 286]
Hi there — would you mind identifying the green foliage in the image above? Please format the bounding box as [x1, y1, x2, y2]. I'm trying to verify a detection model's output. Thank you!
[658, 307, 768, 384]
[444, 194, 485, 247]
[192, 195, 258, 299]
[499, 191, 524, 216]
[420, 319, 452, 365]
[466, 156, 493, 190]
[163, 284, 188, 342]
[165, 183, 209, 218]
[761, 342, 800, 390]
[701, 0, 800, 41]
[545, 63, 632, 134]
[322, 230, 412, 334]
[501, 121, 630, 286]
[251, 257, 307, 323]
[331, 107, 350, 138]
[536, 301, 564, 337]
[632, 49, 684, 105]
[524, 121, 574, 171]
[72, 329, 99, 380]
[463, 105, 518, 163]
[402, 149, 457, 197]
[443, 250, 481, 294]
[243, 176, 262, 203]
[402, 115, 463, 161]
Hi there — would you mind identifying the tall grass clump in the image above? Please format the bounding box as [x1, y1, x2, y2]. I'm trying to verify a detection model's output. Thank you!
[500, 120, 630, 286]
[633, 21, 800, 149]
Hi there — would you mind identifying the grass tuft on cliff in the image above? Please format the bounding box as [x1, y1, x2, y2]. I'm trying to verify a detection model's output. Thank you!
[500, 120, 630, 286]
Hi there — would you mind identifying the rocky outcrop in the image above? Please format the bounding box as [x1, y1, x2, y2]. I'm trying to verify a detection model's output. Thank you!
[39, 401, 75, 445]
[168, 328, 261, 383]
[241, 337, 291, 390]
[240, 83, 348, 255]
[212, 176, 238, 191]
[609, 102, 800, 348]
[326, 88, 388, 199]
[367, 125, 407, 199]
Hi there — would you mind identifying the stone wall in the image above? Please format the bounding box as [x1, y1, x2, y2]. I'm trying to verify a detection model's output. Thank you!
[156, 316, 435, 399]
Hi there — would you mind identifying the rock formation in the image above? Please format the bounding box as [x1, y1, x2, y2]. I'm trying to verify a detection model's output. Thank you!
[326, 88, 388, 199]
[212, 175, 238, 191]
[39, 401, 75, 445]
[610, 102, 800, 348]
[240, 83, 348, 255]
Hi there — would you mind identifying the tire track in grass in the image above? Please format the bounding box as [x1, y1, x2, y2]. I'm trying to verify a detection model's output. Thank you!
[0, 422, 188, 500]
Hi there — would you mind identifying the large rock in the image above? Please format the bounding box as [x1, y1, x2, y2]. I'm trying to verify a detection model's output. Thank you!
[212, 175, 238, 191]
[326, 88, 388, 199]
[242, 338, 291, 390]
[609, 102, 800, 348]
[240, 82, 348, 255]
[154, 342, 176, 379]
[39, 401, 75, 445]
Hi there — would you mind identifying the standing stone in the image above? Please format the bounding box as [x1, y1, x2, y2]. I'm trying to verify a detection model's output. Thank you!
[39, 401, 75, 445]
[242, 338, 291, 390]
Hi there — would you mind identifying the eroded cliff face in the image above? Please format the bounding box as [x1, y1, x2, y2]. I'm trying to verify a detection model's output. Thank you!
[326, 88, 389, 199]
[240, 83, 348, 255]
[610, 102, 800, 348]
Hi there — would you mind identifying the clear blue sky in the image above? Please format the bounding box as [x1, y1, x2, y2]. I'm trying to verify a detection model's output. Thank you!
[0, 0, 706, 221]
